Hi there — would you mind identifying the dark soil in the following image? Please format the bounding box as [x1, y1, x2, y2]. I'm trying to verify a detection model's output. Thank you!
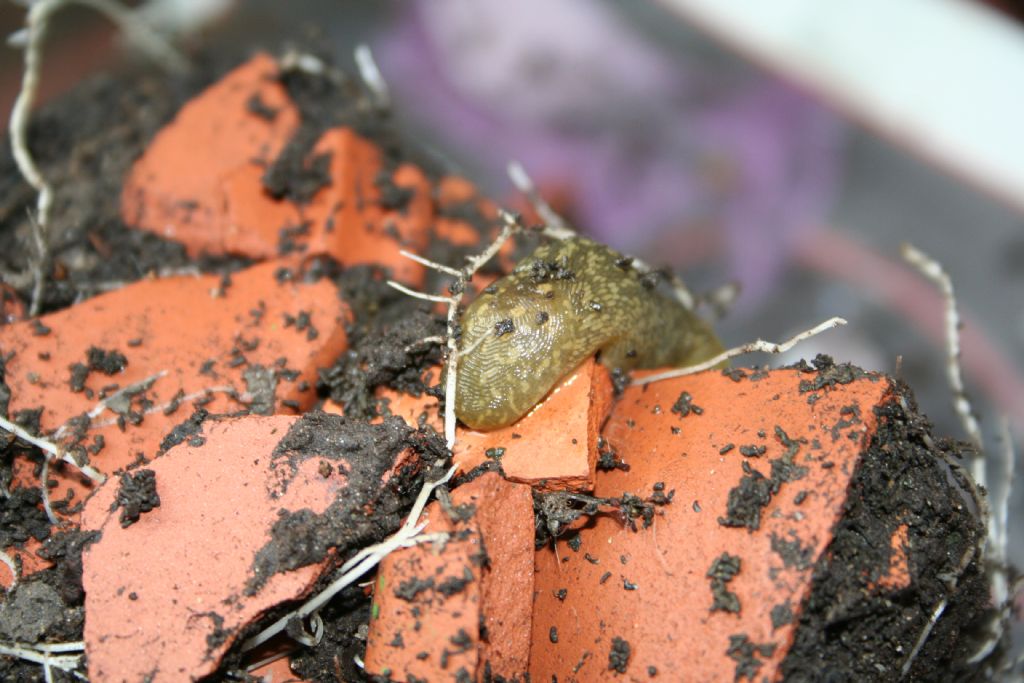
[111, 469, 160, 528]
[780, 377, 990, 682]
[319, 266, 446, 421]
[248, 411, 446, 594]
[0, 530, 96, 682]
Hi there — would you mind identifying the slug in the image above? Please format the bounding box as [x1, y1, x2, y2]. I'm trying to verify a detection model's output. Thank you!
[454, 236, 724, 430]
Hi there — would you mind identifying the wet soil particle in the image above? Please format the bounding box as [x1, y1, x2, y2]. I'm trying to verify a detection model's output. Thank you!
[717, 461, 774, 531]
[770, 600, 793, 629]
[722, 368, 748, 382]
[35, 530, 99, 608]
[707, 552, 742, 614]
[670, 391, 702, 417]
[395, 576, 435, 602]
[769, 532, 814, 571]
[86, 346, 128, 375]
[726, 633, 776, 681]
[596, 438, 630, 472]
[719, 426, 808, 532]
[533, 487, 672, 547]
[111, 469, 160, 528]
[780, 383, 989, 681]
[437, 567, 475, 597]
[794, 354, 875, 394]
[158, 406, 210, 455]
[0, 486, 52, 546]
[609, 636, 631, 674]
[0, 353, 11, 418]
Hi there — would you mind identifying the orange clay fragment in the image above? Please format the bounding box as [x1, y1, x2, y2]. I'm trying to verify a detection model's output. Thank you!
[379, 356, 613, 492]
[121, 53, 299, 255]
[0, 259, 347, 550]
[82, 415, 418, 683]
[121, 56, 437, 286]
[874, 523, 912, 592]
[530, 367, 893, 682]
[365, 472, 534, 681]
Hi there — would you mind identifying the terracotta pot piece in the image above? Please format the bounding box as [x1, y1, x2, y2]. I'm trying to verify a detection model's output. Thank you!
[379, 357, 613, 492]
[364, 502, 483, 681]
[81, 414, 417, 682]
[454, 357, 613, 491]
[434, 176, 499, 248]
[121, 52, 438, 284]
[874, 523, 912, 592]
[365, 471, 535, 681]
[297, 130, 433, 284]
[0, 259, 347, 538]
[121, 53, 299, 256]
[529, 367, 894, 681]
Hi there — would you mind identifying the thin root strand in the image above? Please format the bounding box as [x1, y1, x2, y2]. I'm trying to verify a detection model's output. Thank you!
[633, 317, 848, 386]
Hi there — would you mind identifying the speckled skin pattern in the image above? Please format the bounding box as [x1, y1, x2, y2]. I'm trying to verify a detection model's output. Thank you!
[455, 237, 724, 429]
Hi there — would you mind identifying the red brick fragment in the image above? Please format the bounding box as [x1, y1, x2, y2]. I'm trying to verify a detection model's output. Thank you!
[82, 414, 418, 682]
[365, 472, 535, 681]
[121, 53, 299, 256]
[530, 368, 892, 682]
[82, 416, 330, 682]
[0, 259, 347, 534]
[379, 357, 613, 492]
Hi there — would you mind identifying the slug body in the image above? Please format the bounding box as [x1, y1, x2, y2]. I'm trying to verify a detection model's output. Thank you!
[455, 237, 723, 430]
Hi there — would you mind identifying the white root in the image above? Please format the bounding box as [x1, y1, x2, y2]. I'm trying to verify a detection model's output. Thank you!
[900, 243, 1018, 669]
[965, 418, 1016, 665]
[354, 44, 390, 111]
[506, 160, 575, 239]
[387, 210, 520, 449]
[901, 598, 948, 678]
[0, 640, 86, 681]
[240, 465, 456, 653]
[0, 415, 105, 484]
[900, 243, 984, 450]
[52, 371, 167, 441]
[632, 317, 848, 386]
[39, 457, 57, 525]
[8, 0, 187, 316]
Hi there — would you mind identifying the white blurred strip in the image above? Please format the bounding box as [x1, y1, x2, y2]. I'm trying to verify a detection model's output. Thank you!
[137, 0, 235, 35]
[660, 0, 1024, 216]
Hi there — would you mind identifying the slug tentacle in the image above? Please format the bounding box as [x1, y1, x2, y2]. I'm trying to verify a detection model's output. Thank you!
[454, 237, 724, 430]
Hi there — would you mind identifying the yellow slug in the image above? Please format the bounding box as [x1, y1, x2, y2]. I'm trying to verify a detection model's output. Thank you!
[454, 236, 724, 430]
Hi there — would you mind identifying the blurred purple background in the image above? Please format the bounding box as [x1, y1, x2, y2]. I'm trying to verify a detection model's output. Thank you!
[376, 1, 844, 310]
